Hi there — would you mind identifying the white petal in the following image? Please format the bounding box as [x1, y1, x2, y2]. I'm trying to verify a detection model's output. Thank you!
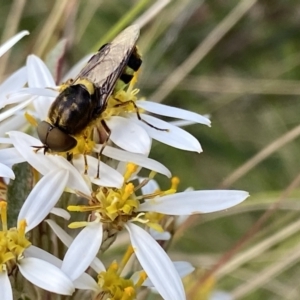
[0, 67, 27, 108]
[0, 114, 27, 135]
[18, 257, 74, 295]
[95, 144, 171, 178]
[126, 223, 186, 300]
[90, 257, 106, 274]
[0, 163, 15, 179]
[73, 155, 124, 188]
[50, 207, 70, 220]
[0, 30, 29, 57]
[170, 120, 196, 127]
[11, 87, 58, 97]
[47, 155, 91, 194]
[8, 131, 91, 195]
[149, 228, 171, 241]
[143, 261, 195, 287]
[0, 271, 12, 300]
[0, 99, 33, 122]
[127, 113, 202, 152]
[115, 161, 137, 178]
[107, 116, 151, 154]
[174, 215, 189, 229]
[27, 55, 56, 119]
[45, 219, 73, 247]
[73, 272, 99, 292]
[26, 248, 94, 292]
[138, 178, 160, 195]
[136, 100, 211, 126]
[173, 261, 195, 278]
[0, 148, 25, 167]
[27, 55, 55, 87]
[45, 220, 106, 275]
[8, 131, 54, 174]
[2, 93, 34, 107]
[139, 190, 249, 215]
[18, 169, 69, 232]
[25, 245, 62, 268]
[0, 137, 11, 143]
[33, 96, 53, 121]
[61, 223, 103, 281]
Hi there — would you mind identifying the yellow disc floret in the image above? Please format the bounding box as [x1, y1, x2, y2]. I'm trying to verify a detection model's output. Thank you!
[68, 166, 180, 235]
[0, 201, 31, 274]
[97, 262, 136, 300]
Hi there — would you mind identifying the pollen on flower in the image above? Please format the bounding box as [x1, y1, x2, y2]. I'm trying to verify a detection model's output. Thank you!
[24, 112, 38, 127]
[97, 262, 136, 300]
[71, 126, 96, 156]
[144, 212, 164, 232]
[18, 219, 27, 237]
[67, 171, 180, 244]
[171, 176, 180, 189]
[124, 286, 135, 297]
[122, 183, 134, 200]
[159, 176, 180, 196]
[101, 71, 142, 121]
[131, 212, 148, 224]
[119, 245, 135, 271]
[123, 163, 138, 182]
[59, 79, 73, 92]
[0, 202, 31, 273]
[135, 271, 147, 287]
[68, 221, 90, 229]
[128, 68, 140, 91]
[69, 183, 140, 231]
[0, 201, 8, 231]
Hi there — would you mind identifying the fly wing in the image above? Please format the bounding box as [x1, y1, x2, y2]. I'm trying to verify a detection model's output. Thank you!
[73, 24, 140, 91]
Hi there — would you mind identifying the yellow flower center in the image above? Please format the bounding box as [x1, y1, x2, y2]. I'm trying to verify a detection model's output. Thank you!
[0, 201, 31, 274]
[97, 261, 136, 300]
[68, 167, 140, 229]
[68, 164, 180, 236]
[95, 244, 149, 299]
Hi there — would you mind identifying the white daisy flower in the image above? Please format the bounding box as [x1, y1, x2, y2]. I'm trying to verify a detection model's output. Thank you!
[139, 261, 195, 288]
[24, 245, 99, 292]
[0, 170, 75, 299]
[7, 131, 122, 192]
[0, 67, 27, 110]
[3, 131, 170, 192]
[0, 136, 26, 180]
[5, 48, 210, 154]
[81, 259, 195, 299]
[0, 31, 30, 121]
[0, 31, 30, 179]
[55, 164, 248, 300]
[0, 55, 58, 129]
[0, 31, 29, 58]
[45, 219, 194, 299]
[1, 55, 172, 188]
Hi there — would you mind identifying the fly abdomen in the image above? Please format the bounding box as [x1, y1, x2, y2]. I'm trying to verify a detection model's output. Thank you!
[48, 84, 99, 135]
[118, 48, 142, 85]
[127, 47, 142, 71]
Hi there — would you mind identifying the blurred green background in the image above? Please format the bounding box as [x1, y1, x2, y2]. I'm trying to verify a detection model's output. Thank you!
[2, 0, 300, 299]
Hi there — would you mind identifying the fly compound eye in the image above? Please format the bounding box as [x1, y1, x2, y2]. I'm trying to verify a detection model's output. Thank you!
[37, 121, 77, 152]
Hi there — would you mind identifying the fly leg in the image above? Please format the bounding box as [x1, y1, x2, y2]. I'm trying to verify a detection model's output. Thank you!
[83, 153, 88, 175]
[96, 119, 111, 179]
[113, 100, 169, 132]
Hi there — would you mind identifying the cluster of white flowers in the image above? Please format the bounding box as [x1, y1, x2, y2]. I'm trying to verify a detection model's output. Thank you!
[0, 31, 249, 300]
